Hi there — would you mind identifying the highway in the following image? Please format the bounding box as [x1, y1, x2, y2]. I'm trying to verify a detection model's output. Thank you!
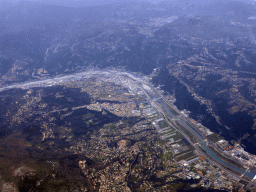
[0, 69, 255, 184]
[153, 100, 251, 182]
[120, 71, 256, 183]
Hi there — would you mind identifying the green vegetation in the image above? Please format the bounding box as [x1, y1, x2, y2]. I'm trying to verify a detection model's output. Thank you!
[176, 151, 195, 161]
[186, 155, 199, 162]
[170, 132, 184, 141]
[207, 133, 223, 143]
[175, 122, 198, 143]
[160, 152, 173, 165]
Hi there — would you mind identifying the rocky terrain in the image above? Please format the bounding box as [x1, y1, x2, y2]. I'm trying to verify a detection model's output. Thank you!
[1, 0, 256, 180]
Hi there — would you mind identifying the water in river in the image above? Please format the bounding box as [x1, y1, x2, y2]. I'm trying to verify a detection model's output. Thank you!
[159, 100, 256, 179]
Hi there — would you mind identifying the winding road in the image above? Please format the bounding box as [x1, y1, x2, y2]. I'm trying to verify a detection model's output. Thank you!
[0, 69, 255, 185]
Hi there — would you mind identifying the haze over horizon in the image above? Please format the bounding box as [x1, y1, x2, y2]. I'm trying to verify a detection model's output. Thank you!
[0, 0, 164, 7]
[1, 0, 255, 7]
[2, 0, 256, 190]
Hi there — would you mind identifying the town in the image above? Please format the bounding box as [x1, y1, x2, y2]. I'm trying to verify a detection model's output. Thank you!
[0, 69, 256, 191]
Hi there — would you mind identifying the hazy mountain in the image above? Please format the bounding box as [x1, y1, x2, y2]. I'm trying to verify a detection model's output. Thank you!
[2, 0, 256, 190]
[1, 0, 256, 156]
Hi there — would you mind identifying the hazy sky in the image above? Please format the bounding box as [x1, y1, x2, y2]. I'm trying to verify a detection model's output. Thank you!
[1, 0, 254, 8]
[1, 0, 166, 6]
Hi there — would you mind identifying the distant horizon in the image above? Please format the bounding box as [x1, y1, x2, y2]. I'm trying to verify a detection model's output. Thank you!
[0, 0, 166, 7]
[1, 0, 255, 8]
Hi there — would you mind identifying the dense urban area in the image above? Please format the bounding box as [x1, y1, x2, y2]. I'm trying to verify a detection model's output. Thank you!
[0, 69, 255, 191]
[2, 0, 256, 191]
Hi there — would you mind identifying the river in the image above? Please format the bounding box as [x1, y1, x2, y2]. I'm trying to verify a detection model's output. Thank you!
[158, 99, 256, 179]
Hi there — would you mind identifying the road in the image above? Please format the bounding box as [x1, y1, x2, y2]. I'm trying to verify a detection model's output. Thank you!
[0, 69, 255, 183]
[119, 71, 256, 183]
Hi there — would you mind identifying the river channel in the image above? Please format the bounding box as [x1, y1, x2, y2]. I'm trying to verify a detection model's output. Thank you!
[158, 100, 256, 179]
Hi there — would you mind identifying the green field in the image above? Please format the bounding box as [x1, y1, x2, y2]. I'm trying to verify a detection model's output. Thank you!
[207, 133, 223, 143]
[176, 151, 195, 161]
